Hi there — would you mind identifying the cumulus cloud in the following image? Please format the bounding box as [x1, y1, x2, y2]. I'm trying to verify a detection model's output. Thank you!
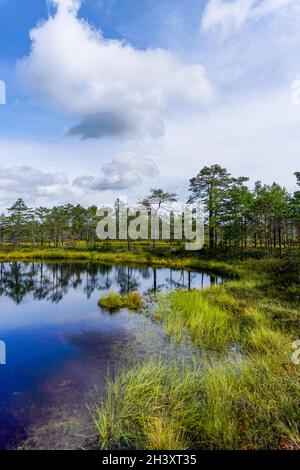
[73, 152, 159, 190]
[18, 0, 213, 140]
[201, 0, 298, 32]
[0, 164, 73, 208]
[0, 165, 68, 194]
[67, 112, 132, 139]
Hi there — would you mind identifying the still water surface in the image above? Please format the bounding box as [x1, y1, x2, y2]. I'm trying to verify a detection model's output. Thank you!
[0, 262, 223, 450]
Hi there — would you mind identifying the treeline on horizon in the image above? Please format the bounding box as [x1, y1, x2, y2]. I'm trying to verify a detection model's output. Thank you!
[0, 164, 299, 255]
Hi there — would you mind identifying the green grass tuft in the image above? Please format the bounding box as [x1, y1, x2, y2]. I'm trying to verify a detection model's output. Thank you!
[98, 291, 143, 311]
[91, 254, 300, 450]
[92, 355, 300, 450]
[155, 289, 239, 350]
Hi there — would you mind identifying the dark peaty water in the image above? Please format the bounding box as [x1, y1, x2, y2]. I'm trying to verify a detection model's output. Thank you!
[0, 262, 223, 450]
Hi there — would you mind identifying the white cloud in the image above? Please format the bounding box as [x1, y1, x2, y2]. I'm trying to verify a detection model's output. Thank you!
[18, 0, 213, 139]
[0, 157, 156, 209]
[51, 0, 81, 13]
[201, 0, 299, 32]
[0, 165, 68, 193]
[0, 164, 72, 209]
[73, 152, 159, 190]
[1, 0, 299, 211]
[0, 138, 161, 208]
[159, 87, 300, 191]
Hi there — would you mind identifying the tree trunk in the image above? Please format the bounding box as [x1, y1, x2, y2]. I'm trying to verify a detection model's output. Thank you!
[278, 227, 282, 257]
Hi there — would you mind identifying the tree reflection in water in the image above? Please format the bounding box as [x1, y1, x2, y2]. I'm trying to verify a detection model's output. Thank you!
[0, 262, 224, 305]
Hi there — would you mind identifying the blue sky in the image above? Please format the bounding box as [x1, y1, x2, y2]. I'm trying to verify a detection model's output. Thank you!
[0, 0, 300, 209]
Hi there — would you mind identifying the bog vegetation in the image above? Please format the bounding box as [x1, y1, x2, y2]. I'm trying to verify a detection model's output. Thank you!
[92, 257, 300, 450]
[0, 164, 299, 450]
[98, 291, 143, 311]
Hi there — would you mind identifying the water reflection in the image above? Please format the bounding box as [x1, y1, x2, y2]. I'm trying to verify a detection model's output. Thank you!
[0, 262, 223, 304]
[0, 262, 224, 450]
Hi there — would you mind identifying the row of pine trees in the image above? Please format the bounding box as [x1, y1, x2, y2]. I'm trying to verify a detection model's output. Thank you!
[0, 165, 299, 254]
